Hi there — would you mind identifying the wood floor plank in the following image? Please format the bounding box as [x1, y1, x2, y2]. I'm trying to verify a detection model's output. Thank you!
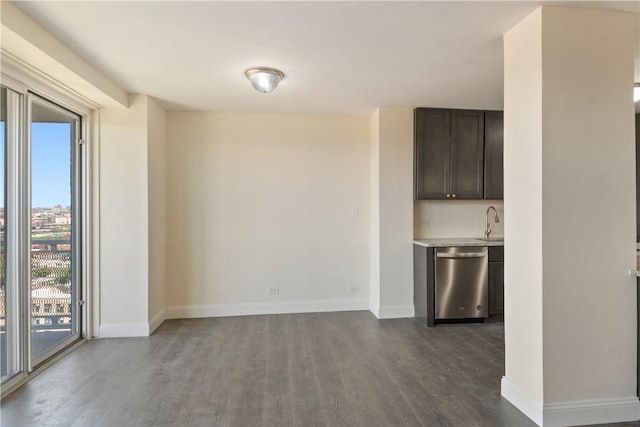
[304, 314, 357, 427]
[1, 312, 546, 427]
[261, 315, 294, 427]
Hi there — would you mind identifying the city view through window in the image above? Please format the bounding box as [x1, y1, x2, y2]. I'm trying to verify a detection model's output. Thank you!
[0, 98, 78, 379]
[29, 112, 76, 363]
[30, 201, 73, 361]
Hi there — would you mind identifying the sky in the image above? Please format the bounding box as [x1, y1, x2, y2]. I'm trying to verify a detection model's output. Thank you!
[0, 121, 72, 209]
[32, 123, 72, 208]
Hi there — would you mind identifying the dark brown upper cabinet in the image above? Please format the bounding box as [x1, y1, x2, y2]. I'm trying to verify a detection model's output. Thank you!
[414, 108, 450, 199]
[484, 111, 504, 199]
[414, 108, 485, 200]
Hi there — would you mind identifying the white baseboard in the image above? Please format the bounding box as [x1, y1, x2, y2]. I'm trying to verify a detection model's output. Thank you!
[543, 396, 640, 427]
[501, 376, 543, 425]
[375, 304, 415, 319]
[99, 322, 150, 338]
[502, 376, 640, 427]
[99, 300, 369, 336]
[148, 308, 167, 334]
[369, 304, 380, 318]
[166, 298, 369, 319]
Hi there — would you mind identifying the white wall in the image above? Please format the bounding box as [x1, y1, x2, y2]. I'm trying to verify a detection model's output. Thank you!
[147, 97, 167, 331]
[540, 7, 637, 404]
[99, 95, 150, 337]
[414, 200, 504, 238]
[503, 6, 545, 408]
[165, 112, 370, 317]
[503, 7, 639, 426]
[370, 110, 381, 314]
[375, 109, 415, 318]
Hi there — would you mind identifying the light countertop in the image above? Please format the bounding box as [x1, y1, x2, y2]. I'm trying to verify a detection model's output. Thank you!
[413, 237, 504, 247]
[414, 240, 640, 274]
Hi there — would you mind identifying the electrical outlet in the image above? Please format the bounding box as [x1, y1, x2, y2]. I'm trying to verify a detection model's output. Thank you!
[351, 207, 359, 218]
[268, 287, 279, 295]
[348, 286, 359, 294]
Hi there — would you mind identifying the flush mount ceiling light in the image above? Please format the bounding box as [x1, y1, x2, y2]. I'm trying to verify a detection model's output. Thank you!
[635, 83, 640, 103]
[245, 67, 285, 93]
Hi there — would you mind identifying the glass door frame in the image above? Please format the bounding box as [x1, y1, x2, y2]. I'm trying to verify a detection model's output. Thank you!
[2, 83, 25, 386]
[0, 70, 93, 396]
[27, 92, 83, 369]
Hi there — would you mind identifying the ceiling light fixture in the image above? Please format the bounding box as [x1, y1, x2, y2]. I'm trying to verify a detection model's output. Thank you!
[635, 83, 640, 103]
[245, 67, 285, 93]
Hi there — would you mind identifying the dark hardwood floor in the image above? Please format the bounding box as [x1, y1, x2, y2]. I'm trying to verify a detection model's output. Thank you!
[0, 311, 634, 427]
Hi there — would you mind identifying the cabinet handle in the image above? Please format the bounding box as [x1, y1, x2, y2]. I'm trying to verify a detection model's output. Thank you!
[452, 194, 456, 198]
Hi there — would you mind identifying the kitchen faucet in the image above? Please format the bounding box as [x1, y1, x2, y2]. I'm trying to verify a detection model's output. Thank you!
[485, 206, 501, 239]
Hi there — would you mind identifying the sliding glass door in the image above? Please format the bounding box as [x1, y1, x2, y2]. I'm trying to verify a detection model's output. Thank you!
[1, 87, 11, 382]
[1, 85, 21, 384]
[0, 84, 84, 386]
[29, 95, 81, 365]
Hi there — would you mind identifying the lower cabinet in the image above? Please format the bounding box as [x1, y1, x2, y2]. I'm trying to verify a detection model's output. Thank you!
[413, 245, 435, 327]
[488, 262, 504, 316]
[488, 247, 504, 317]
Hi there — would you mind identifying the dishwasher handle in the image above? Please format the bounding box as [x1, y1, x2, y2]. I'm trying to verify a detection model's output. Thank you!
[436, 252, 487, 259]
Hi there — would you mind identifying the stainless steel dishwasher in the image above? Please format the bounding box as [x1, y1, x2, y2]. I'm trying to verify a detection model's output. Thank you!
[435, 246, 488, 319]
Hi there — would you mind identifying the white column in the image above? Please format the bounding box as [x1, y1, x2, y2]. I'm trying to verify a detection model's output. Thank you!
[370, 110, 382, 316]
[503, 6, 639, 426]
[369, 108, 414, 319]
[147, 97, 168, 333]
[99, 95, 151, 337]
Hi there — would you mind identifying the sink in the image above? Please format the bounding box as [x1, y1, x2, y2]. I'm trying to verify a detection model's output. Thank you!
[474, 237, 504, 242]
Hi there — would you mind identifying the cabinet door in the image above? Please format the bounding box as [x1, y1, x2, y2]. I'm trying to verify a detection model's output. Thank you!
[488, 262, 504, 315]
[413, 245, 435, 327]
[484, 111, 504, 199]
[414, 108, 450, 199]
[450, 110, 484, 199]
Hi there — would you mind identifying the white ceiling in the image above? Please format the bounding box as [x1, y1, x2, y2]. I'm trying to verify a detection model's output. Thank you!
[12, 1, 640, 115]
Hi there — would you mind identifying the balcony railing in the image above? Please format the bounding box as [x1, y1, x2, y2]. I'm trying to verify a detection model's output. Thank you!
[0, 239, 73, 335]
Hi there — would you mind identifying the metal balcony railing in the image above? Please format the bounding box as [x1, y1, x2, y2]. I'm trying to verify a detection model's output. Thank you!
[0, 239, 73, 334]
